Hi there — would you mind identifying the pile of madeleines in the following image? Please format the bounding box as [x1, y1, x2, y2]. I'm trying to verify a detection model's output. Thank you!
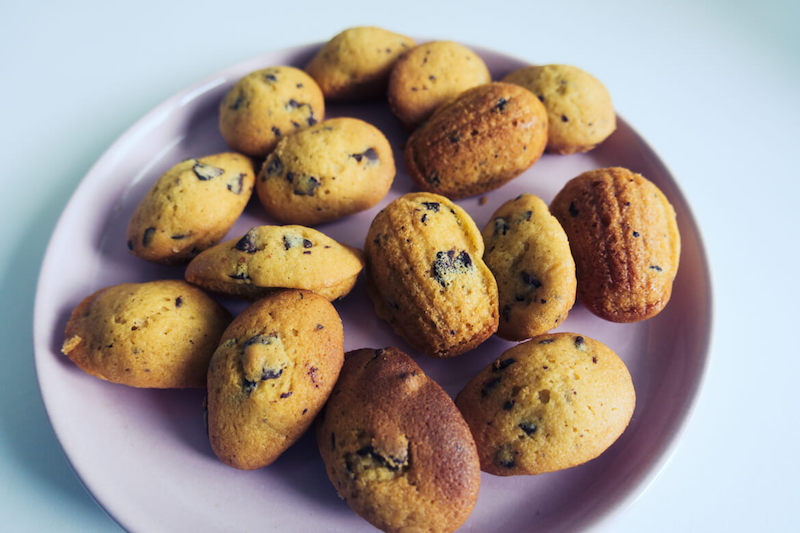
[61, 26, 681, 532]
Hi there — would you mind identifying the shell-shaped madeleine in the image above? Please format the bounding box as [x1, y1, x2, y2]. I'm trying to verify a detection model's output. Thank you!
[550, 167, 680, 322]
[365, 192, 498, 358]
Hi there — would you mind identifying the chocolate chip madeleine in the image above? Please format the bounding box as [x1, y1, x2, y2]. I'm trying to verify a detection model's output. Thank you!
[317, 347, 480, 532]
[550, 167, 680, 322]
[365, 192, 498, 358]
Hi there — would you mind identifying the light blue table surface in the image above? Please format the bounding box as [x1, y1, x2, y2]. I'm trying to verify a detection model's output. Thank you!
[2, 1, 798, 531]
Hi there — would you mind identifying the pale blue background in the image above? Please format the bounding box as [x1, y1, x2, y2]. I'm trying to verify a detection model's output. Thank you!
[2, 0, 798, 530]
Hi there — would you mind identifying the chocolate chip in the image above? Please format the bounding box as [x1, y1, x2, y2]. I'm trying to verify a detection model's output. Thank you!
[569, 202, 579, 217]
[632, 231, 640, 237]
[592, 356, 598, 364]
[503, 400, 515, 410]
[175, 296, 183, 308]
[242, 379, 257, 394]
[519, 421, 538, 436]
[283, 233, 311, 250]
[235, 230, 258, 253]
[287, 98, 301, 109]
[426, 172, 440, 187]
[280, 391, 293, 399]
[481, 377, 501, 397]
[292, 175, 320, 196]
[170, 233, 188, 240]
[521, 271, 542, 289]
[350, 147, 379, 165]
[449, 133, 460, 143]
[315, 324, 324, 330]
[264, 155, 283, 177]
[261, 368, 282, 382]
[523, 210, 532, 221]
[421, 201, 440, 212]
[495, 445, 515, 468]
[650, 265, 663, 272]
[271, 126, 282, 137]
[494, 217, 509, 236]
[354, 445, 407, 472]
[227, 173, 245, 194]
[228, 272, 250, 281]
[142, 227, 155, 247]
[432, 250, 474, 287]
[493, 358, 516, 372]
[193, 162, 224, 181]
[243, 333, 277, 348]
[574, 336, 586, 350]
[421, 213, 428, 224]
[296, 83, 303, 88]
[307, 115, 317, 126]
[496, 97, 508, 112]
[265, 73, 277, 82]
[561, 114, 569, 122]
[229, 95, 244, 110]
[538, 338, 554, 344]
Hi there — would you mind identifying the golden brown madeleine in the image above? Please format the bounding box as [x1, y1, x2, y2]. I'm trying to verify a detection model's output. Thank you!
[503, 64, 616, 154]
[305, 26, 415, 101]
[482, 193, 576, 340]
[207, 290, 343, 470]
[388, 40, 491, 129]
[365, 192, 498, 358]
[61, 280, 230, 388]
[404, 81, 548, 199]
[456, 333, 635, 476]
[219, 66, 324, 157]
[256, 117, 395, 225]
[126, 152, 255, 264]
[316, 347, 480, 532]
[185, 225, 364, 301]
[550, 167, 680, 322]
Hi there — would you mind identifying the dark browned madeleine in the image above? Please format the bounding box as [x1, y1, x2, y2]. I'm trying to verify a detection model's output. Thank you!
[550, 167, 680, 322]
[405, 81, 548, 199]
[316, 347, 480, 532]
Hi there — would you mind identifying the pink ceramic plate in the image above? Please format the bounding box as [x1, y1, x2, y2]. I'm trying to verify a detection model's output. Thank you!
[34, 43, 711, 532]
